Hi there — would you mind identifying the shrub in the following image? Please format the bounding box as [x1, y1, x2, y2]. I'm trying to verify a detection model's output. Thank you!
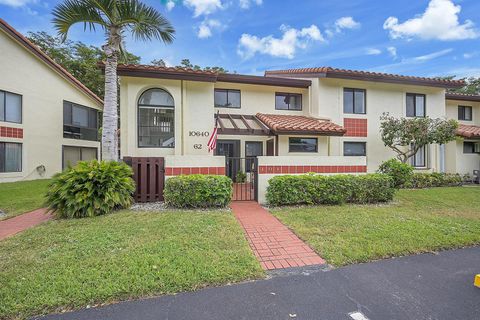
[164, 174, 232, 208]
[404, 172, 463, 189]
[377, 158, 414, 188]
[45, 160, 135, 218]
[266, 173, 395, 206]
[236, 171, 247, 183]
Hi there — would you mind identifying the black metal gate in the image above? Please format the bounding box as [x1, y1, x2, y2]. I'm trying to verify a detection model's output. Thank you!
[226, 157, 258, 201]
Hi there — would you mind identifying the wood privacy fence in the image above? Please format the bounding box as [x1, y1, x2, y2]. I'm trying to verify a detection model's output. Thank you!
[123, 157, 165, 202]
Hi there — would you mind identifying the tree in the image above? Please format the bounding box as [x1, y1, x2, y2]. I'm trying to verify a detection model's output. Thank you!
[150, 58, 166, 67]
[52, 0, 175, 161]
[380, 114, 458, 163]
[175, 58, 229, 73]
[28, 31, 141, 98]
[449, 77, 480, 95]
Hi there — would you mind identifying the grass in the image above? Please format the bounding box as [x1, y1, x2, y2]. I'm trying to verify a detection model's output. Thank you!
[0, 210, 263, 319]
[0, 179, 50, 220]
[271, 186, 480, 267]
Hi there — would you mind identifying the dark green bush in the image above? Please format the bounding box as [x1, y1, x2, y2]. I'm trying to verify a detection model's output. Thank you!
[377, 158, 414, 188]
[164, 174, 232, 208]
[266, 173, 395, 206]
[404, 172, 463, 189]
[45, 160, 135, 218]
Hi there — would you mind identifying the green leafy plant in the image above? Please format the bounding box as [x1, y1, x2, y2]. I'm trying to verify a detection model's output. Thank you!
[404, 172, 463, 189]
[266, 173, 395, 206]
[45, 160, 135, 218]
[164, 175, 232, 208]
[236, 171, 247, 183]
[377, 158, 414, 188]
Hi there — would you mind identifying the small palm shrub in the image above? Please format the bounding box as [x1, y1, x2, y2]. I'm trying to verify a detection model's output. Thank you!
[377, 158, 414, 188]
[45, 160, 135, 218]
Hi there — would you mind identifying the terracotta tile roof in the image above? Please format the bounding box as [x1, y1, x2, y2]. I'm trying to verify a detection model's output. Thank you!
[0, 18, 103, 105]
[457, 124, 480, 139]
[265, 67, 465, 88]
[116, 63, 219, 75]
[445, 92, 480, 102]
[256, 113, 346, 136]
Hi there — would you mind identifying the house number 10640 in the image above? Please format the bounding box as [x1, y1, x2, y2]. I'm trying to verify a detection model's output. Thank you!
[189, 131, 210, 137]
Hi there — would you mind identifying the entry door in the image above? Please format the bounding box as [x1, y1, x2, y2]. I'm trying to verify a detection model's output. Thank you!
[216, 140, 240, 179]
[266, 139, 275, 156]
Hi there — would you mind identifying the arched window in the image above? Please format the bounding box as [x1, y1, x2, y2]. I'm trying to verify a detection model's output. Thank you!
[138, 88, 175, 148]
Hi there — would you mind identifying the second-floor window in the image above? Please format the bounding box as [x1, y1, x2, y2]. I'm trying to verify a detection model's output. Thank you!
[63, 101, 99, 141]
[214, 89, 241, 108]
[0, 90, 22, 124]
[458, 106, 472, 121]
[406, 93, 425, 117]
[343, 88, 366, 114]
[275, 93, 302, 111]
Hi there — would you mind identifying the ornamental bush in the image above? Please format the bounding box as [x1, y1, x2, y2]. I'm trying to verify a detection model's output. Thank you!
[377, 158, 414, 188]
[266, 173, 395, 206]
[45, 160, 135, 218]
[404, 172, 463, 189]
[164, 174, 232, 208]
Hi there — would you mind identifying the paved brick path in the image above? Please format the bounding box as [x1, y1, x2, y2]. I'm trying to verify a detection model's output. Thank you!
[0, 208, 52, 240]
[231, 201, 325, 270]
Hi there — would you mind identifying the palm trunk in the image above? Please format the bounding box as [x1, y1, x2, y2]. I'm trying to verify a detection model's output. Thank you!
[102, 34, 120, 161]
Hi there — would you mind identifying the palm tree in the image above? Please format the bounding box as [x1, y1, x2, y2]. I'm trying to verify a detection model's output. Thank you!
[52, 0, 175, 161]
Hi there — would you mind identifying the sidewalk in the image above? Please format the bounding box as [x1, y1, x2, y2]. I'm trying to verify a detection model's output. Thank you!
[0, 208, 52, 240]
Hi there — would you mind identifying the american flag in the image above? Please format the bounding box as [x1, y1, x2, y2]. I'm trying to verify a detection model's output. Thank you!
[207, 112, 219, 152]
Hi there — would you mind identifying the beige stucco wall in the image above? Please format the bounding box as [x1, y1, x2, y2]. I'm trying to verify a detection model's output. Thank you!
[0, 30, 102, 182]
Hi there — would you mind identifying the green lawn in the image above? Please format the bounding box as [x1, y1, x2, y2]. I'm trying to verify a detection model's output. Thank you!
[0, 179, 50, 220]
[271, 186, 480, 267]
[0, 210, 263, 319]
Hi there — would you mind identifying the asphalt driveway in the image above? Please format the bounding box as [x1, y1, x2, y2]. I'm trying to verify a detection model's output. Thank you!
[37, 246, 480, 320]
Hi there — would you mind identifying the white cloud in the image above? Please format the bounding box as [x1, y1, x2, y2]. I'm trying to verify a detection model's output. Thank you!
[387, 46, 397, 59]
[383, 0, 479, 41]
[165, 0, 175, 11]
[412, 48, 453, 62]
[335, 16, 361, 32]
[237, 24, 324, 59]
[239, 0, 262, 9]
[197, 19, 222, 39]
[184, 0, 223, 17]
[366, 48, 382, 55]
[463, 52, 478, 59]
[0, 0, 33, 7]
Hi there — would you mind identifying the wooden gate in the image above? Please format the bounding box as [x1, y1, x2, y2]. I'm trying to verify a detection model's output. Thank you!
[123, 157, 165, 202]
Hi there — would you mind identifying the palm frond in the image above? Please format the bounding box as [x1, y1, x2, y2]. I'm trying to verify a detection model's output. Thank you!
[116, 0, 175, 43]
[52, 0, 108, 41]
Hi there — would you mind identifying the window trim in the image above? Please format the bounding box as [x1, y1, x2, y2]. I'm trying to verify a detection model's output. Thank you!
[0, 142, 22, 173]
[62, 145, 98, 170]
[343, 141, 367, 156]
[137, 88, 175, 149]
[288, 137, 318, 153]
[275, 92, 303, 111]
[63, 100, 99, 141]
[411, 144, 427, 168]
[214, 89, 241, 109]
[343, 88, 366, 115]
[458, 105, 473, 121]
[406, 93, 426, 118]
[0, 89, 23, 124]
[463, 141, 479, 154]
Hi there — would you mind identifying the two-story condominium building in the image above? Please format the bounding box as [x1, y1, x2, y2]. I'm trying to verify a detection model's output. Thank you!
[0, 19, 103, 182]
[114, 64, 474, 203]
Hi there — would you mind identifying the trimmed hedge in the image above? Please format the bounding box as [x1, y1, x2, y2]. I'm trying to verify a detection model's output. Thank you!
[266, 173, 395, 206]
[404, 172, 463, 189]
[45, 160, 135, 218]
[164, 174, 232, 208]
[377, 158, 414, 188]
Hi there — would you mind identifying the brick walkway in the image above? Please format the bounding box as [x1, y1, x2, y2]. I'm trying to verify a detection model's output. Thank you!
[0, 208, 52, 240]
[231, 201, 325, 270]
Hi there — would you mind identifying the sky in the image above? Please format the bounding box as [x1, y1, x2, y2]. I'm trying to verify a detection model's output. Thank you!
[1, 0, 480, 78]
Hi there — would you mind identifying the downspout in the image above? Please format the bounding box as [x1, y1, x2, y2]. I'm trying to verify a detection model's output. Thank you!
[181, 80, 185, 155]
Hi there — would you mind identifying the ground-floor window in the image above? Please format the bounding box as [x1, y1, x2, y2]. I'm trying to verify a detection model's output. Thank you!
[289, 137, 317, 153]
[411, 144, 426, 167]
[62, 146, 97, 170]
[343, 142, 366, 156]
[463, 141, 479, 154]
[0, 142, 22, 172]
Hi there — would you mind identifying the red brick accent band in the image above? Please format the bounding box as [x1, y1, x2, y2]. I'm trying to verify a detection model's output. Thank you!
[0, 126, 23, 138]
[165, 167, 226, 176]
[344, 118, 367, 137]
[259, 165, 367, 174]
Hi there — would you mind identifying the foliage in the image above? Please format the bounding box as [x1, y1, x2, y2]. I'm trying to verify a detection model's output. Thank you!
[164, 175, 232, 208]
[377, 158, 414, 188]
[0, 210, 262, 319]
[272, 187, 480, 266]
[0, 179, 51, 220]
[380, 114, 458, 163]
[447, 76, 480, 94]
[235, 171, 247, 183]
[266, 173, 395, 206]
[175, 58, 229, 73]
[45, 160, 135, 218]
[27, 31, 141, 98]
[150, 58, 166, 67]
[404, 172, 463, 189]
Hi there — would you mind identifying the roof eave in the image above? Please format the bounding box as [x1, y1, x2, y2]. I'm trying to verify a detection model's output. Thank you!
[446, 93, 480, 102]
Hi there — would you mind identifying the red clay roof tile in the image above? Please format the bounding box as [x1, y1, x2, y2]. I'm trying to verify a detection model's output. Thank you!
[446, 92, 480, 102]
[457, 124, 480, 139]
[256, 113, 346, 136]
